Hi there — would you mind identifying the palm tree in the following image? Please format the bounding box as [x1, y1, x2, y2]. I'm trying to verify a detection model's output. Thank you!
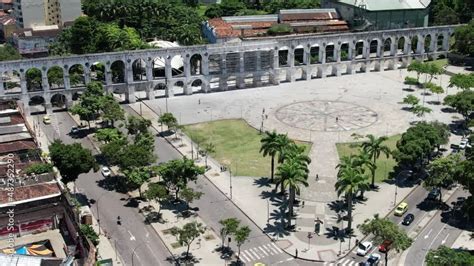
[277, 158, 308, 228]
[335, 157, 370, 232]
[260, 131, 291, 182]
[275, 143, 310, 194]
[361, 135, 391, 188]
[354, 150, 374, 198]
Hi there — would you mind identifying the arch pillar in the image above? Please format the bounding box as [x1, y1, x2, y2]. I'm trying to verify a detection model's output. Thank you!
[64, 91, 73, 109]
[363, 41, 370, 59]
[270, 49, 280, 85]
[145, 60, 153, 81]
[41, 70, 50, 92]
[332, 65, 341, 76]
[416, 35, 425, 54]
[44, 92, 52, 114]
[430, 36, 437, 53]
[376, 43, 383, 58]
[442, 33, 450, 51]
[202, 55, 209, 76]
[237, 52, 245, 89]
[286, 48, 295, 82]
[403, 36, 411, 54]
[390, 38, 397, 56]
[0, 75, 4, 95]
[84, 67, 91, 84]
[219, 55, 228, 90]
[348, 42, 355, 60]
[319, 46, 326, 64]
[253, 51, 262, 87]
[20, 71, 27, 94]
[21, 94, 30, 114]
[146, 84, 155, 100]
[125, 85, 136, 103]
[184, 56, 191, 78]
[63, 74, 71, 91]
[335, 44, 341, 62]
[303, 47, 310, 65]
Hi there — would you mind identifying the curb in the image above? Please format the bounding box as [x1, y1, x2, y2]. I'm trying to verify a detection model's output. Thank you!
[136, 101, 328, 263]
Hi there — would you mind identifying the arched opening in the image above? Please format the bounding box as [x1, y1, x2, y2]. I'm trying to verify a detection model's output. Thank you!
[437, 35, 444, 52]
[51, 93, 67, 111]
[3, 70, 21, 94]
[278, 46, 289, 67]
[90, 63, 105, 82]
[72, 92, 81, 101]
[152, 56, 166, 79]
[383, 38, 392, 57]
[28, 95, 45, 113]
[191, 79, 204, 93]
[153, 83, 166, 98]
[355, 41, 364, 58]
[171, 55, 184, 77]
[132, 58, 146, 82]
[208, 54, 222, 75]
[340, 43, 349, 61]
[69, 64, 85, 87]
[410, 36, 418, 54]
[424, 34, 432, 53]
[244, 51, 257, 72]
[110, 60, 125, 84]
[397, 37, 405, 55]
[369, 39, 379, 58]
[173, 81, 184, 96]
[26, 68, 43, 92]
[325, 44, 335, 62]
[190, 54, 202, 75]
[294, 45, 304, 65]
[47, 66, 64, 89]
[310, 45, 319, 64]
[225, 52, 239, 74]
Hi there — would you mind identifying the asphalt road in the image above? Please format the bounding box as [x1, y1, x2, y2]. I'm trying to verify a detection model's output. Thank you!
[35, 112, 174, 266]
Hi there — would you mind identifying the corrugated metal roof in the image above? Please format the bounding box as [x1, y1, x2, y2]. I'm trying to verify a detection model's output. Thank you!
[336, 0, 431, 10]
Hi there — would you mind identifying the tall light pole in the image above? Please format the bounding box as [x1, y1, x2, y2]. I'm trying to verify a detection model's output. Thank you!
[267, 199, 270, 223]
[229, 165, 233, 200]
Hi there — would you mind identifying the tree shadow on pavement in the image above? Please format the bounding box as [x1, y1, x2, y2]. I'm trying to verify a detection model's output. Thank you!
[253, 177, 272, 188]
[260, 190, 284, 205]
[96, 175, 129, 193]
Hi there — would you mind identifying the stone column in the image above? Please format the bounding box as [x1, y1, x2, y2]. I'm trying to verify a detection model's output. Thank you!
[237, 52, 245, 89]
[63, 74, 71, 91]
[165, 58, 174, 97]
[442, 33, 449, 51]
[404, 37, 411, 55]
[376, 43, 383, 58]
[335, 45, 341, 62]
[44, 92, 52, 114]
[270, 49, 280, 85]
[125, 85, 136, 103]
[201, 55, 210, 93]
[184, 56, 191, 78]
[41, 70, 50, 92]
[219, 55, 228, 90]
[105, 69, 113, 94]
[416, 35, 425, 54]
[84, 67, 91, 84]
[65, 92, 73, 109]
[254, 51, 262, 86]
[125, 60, 133, 84]
[348, 43, 354, 60]
[20, 72, 27, 94]
[146, 60, 153, 81]
[319, 46, 326, 64]
[363, 41, 370, 59]
[430, 36, 437, 53]
[287, 48, 295, 82]
[303, 47, 310, 65]
[0, 75, 4, 95]
[390, 38, 397, 56]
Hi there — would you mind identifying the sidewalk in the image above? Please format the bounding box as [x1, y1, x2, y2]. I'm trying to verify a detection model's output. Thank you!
[24, 114, 125, 265]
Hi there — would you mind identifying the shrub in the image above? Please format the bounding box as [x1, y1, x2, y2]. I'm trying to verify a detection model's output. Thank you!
[25, 163, 53, 175]
[267, 24, 293, 36]
[404, 76, 419, 85]
[80, 224, 99, 246]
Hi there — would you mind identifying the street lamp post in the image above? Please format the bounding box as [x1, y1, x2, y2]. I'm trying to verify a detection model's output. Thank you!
[267, 199, 270, 223]
[229, 166, 233, 200]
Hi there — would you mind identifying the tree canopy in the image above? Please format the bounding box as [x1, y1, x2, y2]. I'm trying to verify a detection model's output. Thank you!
[0, 44, 21, 61]
[444, 90, 474, 120]
[157, 157, 205, 200]
[425, 245, 474, 266]
[452, 20, 474, 57]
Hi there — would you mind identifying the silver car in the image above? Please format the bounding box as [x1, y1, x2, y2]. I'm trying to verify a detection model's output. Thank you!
[101, 166, 111, 177]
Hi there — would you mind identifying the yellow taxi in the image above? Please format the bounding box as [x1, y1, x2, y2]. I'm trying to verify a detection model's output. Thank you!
[43, 115, 51, 125]
[394, 202, 408, 216]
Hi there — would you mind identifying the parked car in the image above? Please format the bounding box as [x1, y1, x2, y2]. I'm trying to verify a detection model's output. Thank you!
[70, 126, 79, 135]
[394, 202, 408, 216]
[459, 138, 468, 149]
[357, 241, 373, 256]
[378, 240, 393, 253]
[402, 213, 415, 226]
[43, 115, 51, 124]
[427, 187, 441, 201]
[359, 253, 381, 266]
[101, 166, 111, 177]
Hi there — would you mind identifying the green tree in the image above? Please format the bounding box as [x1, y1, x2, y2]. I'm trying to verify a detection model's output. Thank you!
[402, 94, 420, 109]
[0, 44, 21, 61]
[69, 16, 98, 54]
[453, 20, 474, 57]
[218, 218, 240, 250]
[144, 182, 169, 214]
[100, 138, 129, 166]
[454, 159, 474, 219]
[170, 221, 205, 260]
[426, 245, 474, 266]
[118, 143, 156, 170]
[126, 116, 152, 136]
[449, 73, 474, 91]
[275, 142, 310, 194]
[260, 130, 290, 182]
[26, 68, 42, 91]
[335, 157, 370, 232]
[158, 158, 205, 200]
[202, 142, 216, 169]
[407, 60, 425, 84]
[179, 187, 204, 212]
[358, 214, 413, 265]
[70, 82, 105, 128]
[95, 128, 123, 143]
[444, 90, 474, 121]
[361, 135, 391, 188]
[123, 166, 154, 197]
[25, 163, 53, 175]
[49, 140, 98, 185]
[235, 225, 251, 263]
[46, 66, 64, 88]
[412, 104, 432, 119]
[427, 83, 445, 102]
[425, 154, 461, 202]
[80, 224, 100, 246]
[101, 94, 125, 127]
[158, 112, 177, 131]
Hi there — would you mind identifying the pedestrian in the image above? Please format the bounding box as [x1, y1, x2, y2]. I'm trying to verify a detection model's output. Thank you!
[316, 174, 319, 181]
[295, 248, 298, 258]
[356, 239, 359, 246]
[263, 108, 265, 114]
[198, 99, 201, 105]
[336, 117, 339, 122]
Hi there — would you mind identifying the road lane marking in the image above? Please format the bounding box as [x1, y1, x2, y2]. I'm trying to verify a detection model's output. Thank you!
[424, 229, 433, 239]
[258, 246, 269, 256]
[270, 242, 282, 253]
[249, 248, 261, 259]
[241, 253, 251, 262]
[422, 224, 449, 266]
[441, 233, 450, 245]
[243, 250, 255, 261]
[262, 244, 273, 255]
[128, 230, 136, 241]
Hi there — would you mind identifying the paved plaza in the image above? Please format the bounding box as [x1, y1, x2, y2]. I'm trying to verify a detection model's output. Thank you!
[135, 68, 462, 262]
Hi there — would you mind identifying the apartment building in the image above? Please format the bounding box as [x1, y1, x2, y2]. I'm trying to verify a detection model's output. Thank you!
[12, 0, 81, 29]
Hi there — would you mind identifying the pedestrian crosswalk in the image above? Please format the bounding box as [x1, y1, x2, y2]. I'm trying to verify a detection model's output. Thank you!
[239, 243, 283, 263]
[335, 257, 358, 266]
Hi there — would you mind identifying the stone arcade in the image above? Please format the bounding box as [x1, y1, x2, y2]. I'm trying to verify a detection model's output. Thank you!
[0, 25, 455, 114]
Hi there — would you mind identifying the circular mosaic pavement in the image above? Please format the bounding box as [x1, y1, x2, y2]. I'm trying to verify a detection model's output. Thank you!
[275, 100, 378, 132]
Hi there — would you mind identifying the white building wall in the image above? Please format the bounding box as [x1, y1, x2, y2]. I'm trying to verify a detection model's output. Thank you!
[15, 0, 47, 28]
[58, 0, 81, 24]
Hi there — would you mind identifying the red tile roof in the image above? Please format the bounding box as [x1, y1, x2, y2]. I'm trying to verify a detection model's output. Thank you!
[0, 183, 61, 205]
[208, 17, 278, 39]
[0, 140, 36, 154]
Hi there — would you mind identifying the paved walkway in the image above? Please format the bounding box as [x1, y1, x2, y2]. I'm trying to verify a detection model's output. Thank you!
[129, 68, 466, 262]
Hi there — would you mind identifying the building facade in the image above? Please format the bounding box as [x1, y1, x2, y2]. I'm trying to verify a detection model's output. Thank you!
[322, 0, 431, 30]
[12, 25, 60, 57]
[12, 0, 81, 29]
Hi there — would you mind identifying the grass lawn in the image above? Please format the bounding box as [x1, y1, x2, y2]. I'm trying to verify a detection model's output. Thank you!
[196, 5, 208, 17]
[335, 135, 401, 183]
[182, 119, 312, 177]
[429, 58, 448, 69]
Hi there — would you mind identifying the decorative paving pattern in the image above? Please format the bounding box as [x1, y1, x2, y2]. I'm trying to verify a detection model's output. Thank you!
[275, 100, 378, 132]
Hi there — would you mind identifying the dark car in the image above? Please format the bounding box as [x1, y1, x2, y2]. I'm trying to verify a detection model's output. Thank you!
[402, 213, 415, 225]
[427, 187, 441, 201]
[359, 253, 381, 266]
